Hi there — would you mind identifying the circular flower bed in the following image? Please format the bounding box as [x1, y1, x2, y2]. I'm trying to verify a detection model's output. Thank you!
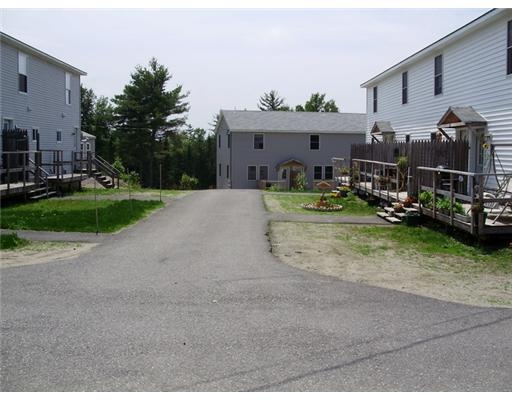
[301, 201, 343, 212]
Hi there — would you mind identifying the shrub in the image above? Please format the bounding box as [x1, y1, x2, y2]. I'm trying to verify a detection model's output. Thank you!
[0, 233, 29, 250]
[419, 191, 433, 207]
[180, 173, 199, 190]
[294, 172, 308, 192]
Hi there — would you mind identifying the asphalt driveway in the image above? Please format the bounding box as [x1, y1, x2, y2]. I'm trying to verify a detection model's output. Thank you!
[1, 189, 511, 391]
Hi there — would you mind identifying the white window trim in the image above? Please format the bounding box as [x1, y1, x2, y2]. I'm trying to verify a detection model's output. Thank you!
[253, 133, 264, 150]
[313, 165, 323, 180]
[324, 165, 334, 180]
[18, 52, 28, 94]
[56, 130, 62, 143]
[309, 134, 320, 151]
[434, 54, 443, 96]
[65, 73, 71, 105]
[258, 164, 269, 181]
[247, 165, 257, 181]
[32, 127, 39, 142]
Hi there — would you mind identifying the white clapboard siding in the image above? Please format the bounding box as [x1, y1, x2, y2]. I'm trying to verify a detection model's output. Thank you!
[362, 9, 512, 172]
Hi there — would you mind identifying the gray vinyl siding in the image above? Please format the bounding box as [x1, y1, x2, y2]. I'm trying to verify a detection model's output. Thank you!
[364, 10, 512, 172]
[1, 40, 81, 172]
[215, 117, 231, 188]
[230, 131, 364, 189]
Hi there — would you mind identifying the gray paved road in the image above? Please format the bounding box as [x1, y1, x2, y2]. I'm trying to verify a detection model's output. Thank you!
[1, 190, 511, 391]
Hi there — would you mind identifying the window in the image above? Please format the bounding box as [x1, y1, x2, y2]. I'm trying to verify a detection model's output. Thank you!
[314, 166, 322, 180]
[373, 86, 378, 112]
[218, 134, 221, 148]
[227, 133, 231, 149]
[226, 165, 230, 179]
[310, 134, 320, 150]
[65, 73, 71, 105]
[18, 52, 27, 93]
[253, 134, 264, 150]
[218, 163, 222, 177]
[3, 118, 14, 131]
[324, 166, 333, 180]
[86, 143, 91, 151]
[248, 165, 256, 181]
[259, 165, 268, 180]
[32, 128, 38, 141]
[434, 55, 443, 95]
[402, 71, 408, 104]
[507, 20, 512, 75]
[56, 130, 62, 142]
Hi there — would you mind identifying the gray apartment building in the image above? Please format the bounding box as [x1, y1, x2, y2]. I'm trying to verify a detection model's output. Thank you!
[216, 110, 366, 189]
[0, 32, 86, 173]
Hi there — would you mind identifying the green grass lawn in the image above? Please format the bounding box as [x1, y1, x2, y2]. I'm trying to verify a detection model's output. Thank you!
[0, 233, 30, 250]
[342, 224, 512, 273]
[1, 199, 163, 233]
[264, 192, 377, 216]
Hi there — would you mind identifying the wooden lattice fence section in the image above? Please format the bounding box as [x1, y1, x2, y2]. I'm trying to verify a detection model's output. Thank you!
[351, 140, 469, 196]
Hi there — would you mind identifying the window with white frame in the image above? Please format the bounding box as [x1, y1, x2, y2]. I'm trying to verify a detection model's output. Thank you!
[248, 165, 257, 180]
[18, 52, 28, 93]
[253, 134, 264, 150]
[65, 73, 71, 105]
[373, 86, 378, 112]
[259, 165, 268, 180]
[324, 166, 333, 180]
[310, 134, 320, 150]
[402, 71, 408, 104]
[32, 128, 38, 141]
[218, 134, 221, 148]
[434, 55, 443, 95]
[56, 130, 62, 142]
[227, 165, 230, 179]
[218, 163, 222, 177]
[227, 133, 231, 149]
[507, 20, 512, 75]
[314, 166, 322, 180]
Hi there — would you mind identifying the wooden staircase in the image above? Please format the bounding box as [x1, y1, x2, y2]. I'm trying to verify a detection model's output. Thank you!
[377, 205, 421, 225]
[28, 184, 58, 200]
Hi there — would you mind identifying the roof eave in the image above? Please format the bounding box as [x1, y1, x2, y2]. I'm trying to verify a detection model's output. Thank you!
[360, 8, 503, 88]
[1, 32, 87, 76]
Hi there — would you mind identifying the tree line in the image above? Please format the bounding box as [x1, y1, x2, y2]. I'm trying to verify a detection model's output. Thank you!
[82, 59, 342, 189]
[81, 58, 216, 189]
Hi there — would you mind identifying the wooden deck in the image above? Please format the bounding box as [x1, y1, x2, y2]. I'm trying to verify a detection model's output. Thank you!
[352, 159, 512, 237]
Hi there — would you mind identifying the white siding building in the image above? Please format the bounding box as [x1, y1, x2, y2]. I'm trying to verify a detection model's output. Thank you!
[361, 8, 512, 174]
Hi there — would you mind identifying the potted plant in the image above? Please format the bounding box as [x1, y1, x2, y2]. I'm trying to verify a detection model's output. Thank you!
[436, 197, 452, 214]
[453, 201, 471, 223]
[404, 210, 421, 226]
[403, 195, 416, 208]
[419, 191, 433, 209]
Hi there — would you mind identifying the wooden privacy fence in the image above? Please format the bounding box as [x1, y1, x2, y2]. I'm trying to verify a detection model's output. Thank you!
[351, 140, 469, 196]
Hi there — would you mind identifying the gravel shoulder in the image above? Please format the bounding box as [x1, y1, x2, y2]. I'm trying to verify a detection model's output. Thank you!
[269, 221, 512, 308]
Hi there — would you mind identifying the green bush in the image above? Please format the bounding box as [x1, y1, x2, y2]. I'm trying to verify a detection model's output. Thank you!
[180, 173, 199, 190]
[419, 191, 433, 207]
[294, 172, 308, 192]
[0, 233, 29, 250]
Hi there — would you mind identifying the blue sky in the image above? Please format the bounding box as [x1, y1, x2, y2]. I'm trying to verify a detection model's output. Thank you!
[1, 7, 487, 131]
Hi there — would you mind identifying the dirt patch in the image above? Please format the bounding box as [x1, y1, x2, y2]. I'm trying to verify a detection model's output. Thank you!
[269, 222, 512, 308]
[1, 242, 97, 269]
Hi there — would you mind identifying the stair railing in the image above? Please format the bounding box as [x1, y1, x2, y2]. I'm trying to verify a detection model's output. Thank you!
[91, 153, 121, 188]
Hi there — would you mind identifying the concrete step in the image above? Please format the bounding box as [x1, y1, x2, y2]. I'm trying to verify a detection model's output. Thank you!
[385, 216, 402, 224]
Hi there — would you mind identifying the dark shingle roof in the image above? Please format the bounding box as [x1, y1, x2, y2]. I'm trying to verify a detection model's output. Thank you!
[219, 110, 366, 134]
